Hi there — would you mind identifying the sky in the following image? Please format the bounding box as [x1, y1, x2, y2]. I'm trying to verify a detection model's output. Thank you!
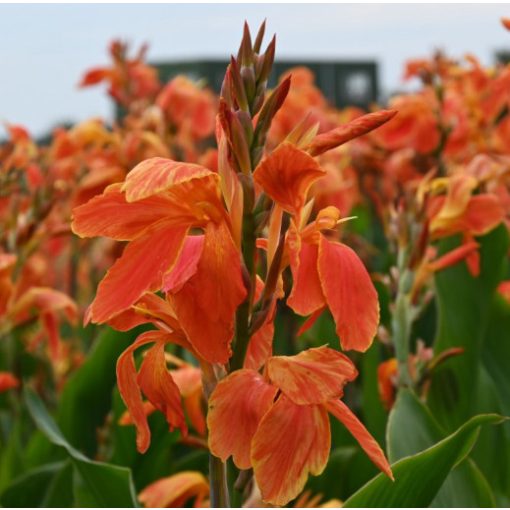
[1, 3, 510, 138]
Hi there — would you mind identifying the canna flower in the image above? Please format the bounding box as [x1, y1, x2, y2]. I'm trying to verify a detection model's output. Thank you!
[156, 76, 216, 142]
[72, 157, 246, 364]
[425, 174, 504, 276]
[254, 143, 380, 351]
[208, 346, 392, 505]
[80, 40, 160, 107]
[1, 253, 77, 359]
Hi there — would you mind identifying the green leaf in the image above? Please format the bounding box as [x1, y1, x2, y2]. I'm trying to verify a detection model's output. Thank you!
[24, 387, 139, 507]
[427, 226, 509, 430]
[57, 326, 145, 457]
[387, 389, 496, 507]
[343, 412, 503, 507]
[0, 461, 72, 507]
[0, 417, 24, 493]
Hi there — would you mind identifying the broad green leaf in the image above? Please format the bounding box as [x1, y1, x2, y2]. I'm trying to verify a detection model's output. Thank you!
[470, 365, 510, 505]
[427, 226, 509, 430]
[343, 412, 503, 507]
[483, 295, 510, 416]
[0, 462, 67, 507]
[57, 325, 145, 457]
[387, 389, 496, 507]
[0, 418, 24, 493]
[24, 387, 139, 507]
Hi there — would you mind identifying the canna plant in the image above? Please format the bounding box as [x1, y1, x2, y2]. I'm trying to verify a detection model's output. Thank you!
[71, 22, 397, 506]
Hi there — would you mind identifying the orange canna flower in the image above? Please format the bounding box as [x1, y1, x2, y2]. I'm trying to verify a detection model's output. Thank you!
[253, 143, 380, 352]
[156, 76, 216, 141]
[207, 346, 392, 505]
[72, 157, 246, 364]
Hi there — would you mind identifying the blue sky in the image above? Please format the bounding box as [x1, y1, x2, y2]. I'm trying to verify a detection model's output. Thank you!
[1, 3, 509, 137]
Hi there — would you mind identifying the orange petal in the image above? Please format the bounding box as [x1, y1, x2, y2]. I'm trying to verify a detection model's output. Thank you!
[318, 235, 379, 352]
[498, 280, 510, 304]
[171, 365, 202, 397]
[137, 341, 187, 436]
[460, 195, 504, 236]
[119, 401, 156, 426]
[207, 369, 278, 470]
[162, 235, 204, 293]
[296, 306, 326, 337]
[427, 241, 479, 273]
[434, 175, 477, 222]
[117, 331, 165, 453]
[0, 372, 19, 393]
[169, 222, 246, 363]
[253, 142, 325, 216]
[244, 304, 275, 371]
[308, 110, 397, 156]
[377, 358, 398, 410]
[72, 184, 172, 241]
[89, 223, 188, 323]
[287, 230, 326, 316]
[9, 287, 77, 322]
[267, 346, 358, 405]
[251, 395, 330, 506]
[139, 471, 209, 508]
[122, 157, 215, 202]
[184, 390, 207, 436]
[326, 399, 393, 479]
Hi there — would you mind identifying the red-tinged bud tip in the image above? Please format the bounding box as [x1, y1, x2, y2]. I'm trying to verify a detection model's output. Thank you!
[307, 109, 398, 157]
[502, 17, 510, 31]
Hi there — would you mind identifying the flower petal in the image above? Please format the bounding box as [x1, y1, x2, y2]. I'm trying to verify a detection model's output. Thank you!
[253, 142, 325, 216]
[267, 346, 358, 405]
[287, 229, 326, 316]
[137, 341, 187, 437]
[326, 399, 393, 479]
[169, 222, 246, 363]
[139, 471, 209, 508]
[459, 195, 504, 236]
[318, 235, 379, 352]
[162, 235, 204, 293]
[251, 395, 330, 506]
[208, 369, 278, 470]
[89, 223, 188, 323]
[72, 184, 173, 241]
[122, 157, 215, 202]
[116, 331, 165, 453]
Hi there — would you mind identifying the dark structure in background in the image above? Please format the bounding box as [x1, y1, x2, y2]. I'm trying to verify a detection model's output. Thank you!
[155, 59, 379, 109]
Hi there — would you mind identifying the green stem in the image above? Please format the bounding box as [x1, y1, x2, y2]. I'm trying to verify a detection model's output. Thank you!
[392, 247, 414, 387]
[209, 453, 231, 507]
[201, 362, 230, 507]
[392, 290, 413, 387]
[231, 208, 256, 372]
